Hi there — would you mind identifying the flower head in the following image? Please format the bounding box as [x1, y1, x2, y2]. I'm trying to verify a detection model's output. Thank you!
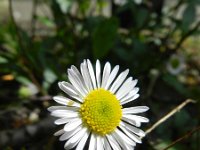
[167, 54, 186, 75]
[48, 59, 149, 150]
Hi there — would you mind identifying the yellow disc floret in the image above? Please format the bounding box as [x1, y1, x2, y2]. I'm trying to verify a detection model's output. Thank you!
[80, 88, 122, 136]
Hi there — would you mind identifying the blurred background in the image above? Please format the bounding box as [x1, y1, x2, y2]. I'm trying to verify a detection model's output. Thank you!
[0, 0, 200, 150]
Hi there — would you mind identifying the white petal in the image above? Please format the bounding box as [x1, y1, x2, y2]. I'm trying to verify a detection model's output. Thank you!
[120, 121, 145, 137]
[64, 119, 82, 131]
[121, 94, 140, 105]
[119, 125, 141, 143]
[58, 82, 83, 102]
[51, 110, 79, 118]
[52, 96, 81, 107]
[132, 79, 138, 87]
[123, 106, 149, 114]
[87, 59, 97, 89]
[97, 135, 104, 150]
[109, 69, 129, 94]
[104, 65, 119, 90]
[111, 133, 128, 150]
[64, 139, 79, 149]
[122, 116, 141, 127]
[68, 69, 87, 97]
[120, 87, 139, 103]
[64, 127, 87, 149]
[55, 117, 75, 125]
[59, 133, 70, 141]
[104, 137, 112, 150]
[59, 125, 82, 141]
[64, 134, 81, 149]
[89, 133, 96, 150]
[53, 96, 68, 105]
[106, 134, 121, 150]
[48, 106, 79, 112]
[51, 108, 78, 113]
[116, 77, 135, 100]
[71, 65, 89, 93]
[101, 62, 111, 88]
[48, 106, 68, 112]
[112, 131, 135, 150]
[76, 130, 90, 150]
[123, 114, 149, 123]
[80, 60, 93, 91]
[95, 60, 101, 88]
[58, 81, 78, 95]
[54, 129, 64, 136]
[114, 129, 136, 146]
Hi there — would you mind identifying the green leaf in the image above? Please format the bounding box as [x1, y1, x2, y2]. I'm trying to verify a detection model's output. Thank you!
[0, 56, 8, 63]
[16, 76, 32, 85]
[136, 8, 149, 28]
[174, 110, 190, 127]
[92, 18, 119, 58]
[181, 4, 196, 33]
[154, 140, 176, 150]
[115, 48, 132, 61]
[163, 74, 189, 96]
[79, 0, 90, 14]
[37, 16, 55, 28]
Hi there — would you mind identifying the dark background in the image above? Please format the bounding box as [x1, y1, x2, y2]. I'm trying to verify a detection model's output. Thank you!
[0, 0, 200, 150]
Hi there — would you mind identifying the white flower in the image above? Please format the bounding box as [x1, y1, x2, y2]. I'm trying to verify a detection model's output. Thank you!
[167, 54, 186, 75]
[48, 59, 149, 150]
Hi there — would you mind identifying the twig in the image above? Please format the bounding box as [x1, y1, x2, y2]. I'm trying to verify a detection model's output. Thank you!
[174, 21, 200, 50]
[163, 126, 200, 150]
[30, 95, 52, 101]
[145, 99, 196, 135]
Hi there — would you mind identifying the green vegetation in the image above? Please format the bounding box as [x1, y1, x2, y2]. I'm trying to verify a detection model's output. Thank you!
[0, 0, 200, 149]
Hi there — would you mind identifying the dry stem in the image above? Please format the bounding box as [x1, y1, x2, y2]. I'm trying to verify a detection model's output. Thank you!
[145, 99, 196, 135]
[163, 126, 200, 150]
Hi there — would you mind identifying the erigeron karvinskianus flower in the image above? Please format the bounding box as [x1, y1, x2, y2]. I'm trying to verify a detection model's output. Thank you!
[48, 59, 149, 150]
[167, 54, 186, 75]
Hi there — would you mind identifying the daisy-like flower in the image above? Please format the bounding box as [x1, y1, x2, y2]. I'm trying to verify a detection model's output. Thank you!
[166, 54, 186, 75]
[48, 59, 149, 150]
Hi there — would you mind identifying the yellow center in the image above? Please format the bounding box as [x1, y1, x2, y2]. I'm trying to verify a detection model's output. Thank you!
[80, 88, 122, 136]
